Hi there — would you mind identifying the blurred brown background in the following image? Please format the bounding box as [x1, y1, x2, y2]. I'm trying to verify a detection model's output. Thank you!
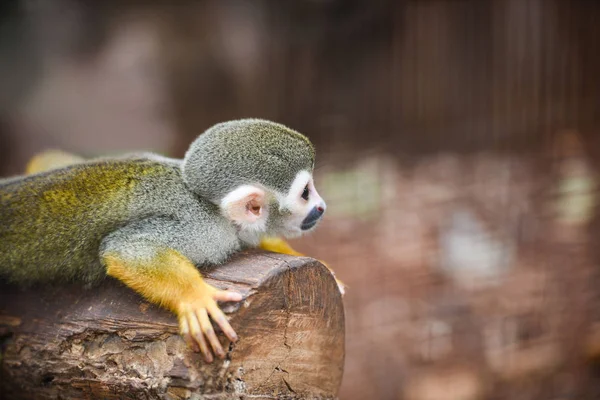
[2, 0, 600, 399]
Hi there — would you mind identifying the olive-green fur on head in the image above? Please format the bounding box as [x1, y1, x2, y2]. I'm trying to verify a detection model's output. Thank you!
[182, 119, 315, 202]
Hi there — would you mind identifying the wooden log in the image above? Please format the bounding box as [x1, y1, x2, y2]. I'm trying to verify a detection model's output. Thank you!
[0, 250, 345, 400]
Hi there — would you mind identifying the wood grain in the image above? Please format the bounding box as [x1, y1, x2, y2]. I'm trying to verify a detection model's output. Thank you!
[0, 250, 345, 400]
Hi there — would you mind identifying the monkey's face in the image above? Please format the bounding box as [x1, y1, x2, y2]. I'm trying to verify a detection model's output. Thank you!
[219, 170, 325, 245]
[275, 170, 326, 238]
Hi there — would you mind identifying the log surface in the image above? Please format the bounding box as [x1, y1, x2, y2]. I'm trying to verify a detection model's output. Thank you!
[0, 250, 345, 400]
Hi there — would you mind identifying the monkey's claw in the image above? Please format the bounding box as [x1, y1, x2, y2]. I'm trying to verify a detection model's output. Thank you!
[178, 288, 242, 362]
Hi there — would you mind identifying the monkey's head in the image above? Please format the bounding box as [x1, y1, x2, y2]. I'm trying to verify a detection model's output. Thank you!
[182, 119, 326, 244]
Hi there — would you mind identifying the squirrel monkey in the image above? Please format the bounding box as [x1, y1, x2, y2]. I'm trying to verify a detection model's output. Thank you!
[25, 149, 346, 292]
[0, 119, 329, 363]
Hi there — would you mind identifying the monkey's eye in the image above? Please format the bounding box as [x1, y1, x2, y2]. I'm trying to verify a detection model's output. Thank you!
[301, 185, 310, 201]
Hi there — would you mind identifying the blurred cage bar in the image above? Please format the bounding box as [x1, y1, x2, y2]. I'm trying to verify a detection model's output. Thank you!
[2, 0, 600, 399]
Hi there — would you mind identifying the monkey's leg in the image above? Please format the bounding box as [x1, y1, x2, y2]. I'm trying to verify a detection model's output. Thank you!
[259, 236, 346, 295]
[25, 150, 85, 174]
[101, 238, 242, 362]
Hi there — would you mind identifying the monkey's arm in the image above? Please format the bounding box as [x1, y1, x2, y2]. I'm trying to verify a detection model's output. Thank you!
[259, 236, 346, 295]
[259, 236, 305, 256]
[101, 220, 242, 363]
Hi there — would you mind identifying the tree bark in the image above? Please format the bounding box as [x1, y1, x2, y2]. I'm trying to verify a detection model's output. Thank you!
[0, 250, 345, 400]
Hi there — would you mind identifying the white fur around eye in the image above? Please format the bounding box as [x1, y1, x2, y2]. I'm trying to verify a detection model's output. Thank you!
[279, 170, 312, 213]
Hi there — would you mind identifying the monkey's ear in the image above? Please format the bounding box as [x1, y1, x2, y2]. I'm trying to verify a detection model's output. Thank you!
[220, 185, 268, 227]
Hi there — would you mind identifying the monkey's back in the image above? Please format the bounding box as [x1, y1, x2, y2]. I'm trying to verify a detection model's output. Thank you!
[0, 157, 190, 285]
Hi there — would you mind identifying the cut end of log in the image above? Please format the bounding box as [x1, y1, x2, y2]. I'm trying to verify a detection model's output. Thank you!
[0, 250, 345, 400]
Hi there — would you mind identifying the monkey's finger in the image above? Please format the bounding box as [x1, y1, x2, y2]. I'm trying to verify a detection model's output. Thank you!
[179, 315, 199, 353]
[213, 290, 243, 302]
[196, 308, 225, 359]
[208, 303, 238, 343]
[188, 312, 213, 363]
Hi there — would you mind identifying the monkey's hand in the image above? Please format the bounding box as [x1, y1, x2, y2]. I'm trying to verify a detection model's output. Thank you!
[176, 280, 242, 362]
[101, 232, 242, 363]
[259, 236, 346, 296]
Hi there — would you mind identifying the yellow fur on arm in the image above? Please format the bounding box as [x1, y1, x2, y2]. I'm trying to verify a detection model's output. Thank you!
[259, 237, 305, 257]
[103, 249, 210, 314]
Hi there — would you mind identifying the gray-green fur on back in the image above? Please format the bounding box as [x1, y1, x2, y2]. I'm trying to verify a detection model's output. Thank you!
[0, 157, 229, 285]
